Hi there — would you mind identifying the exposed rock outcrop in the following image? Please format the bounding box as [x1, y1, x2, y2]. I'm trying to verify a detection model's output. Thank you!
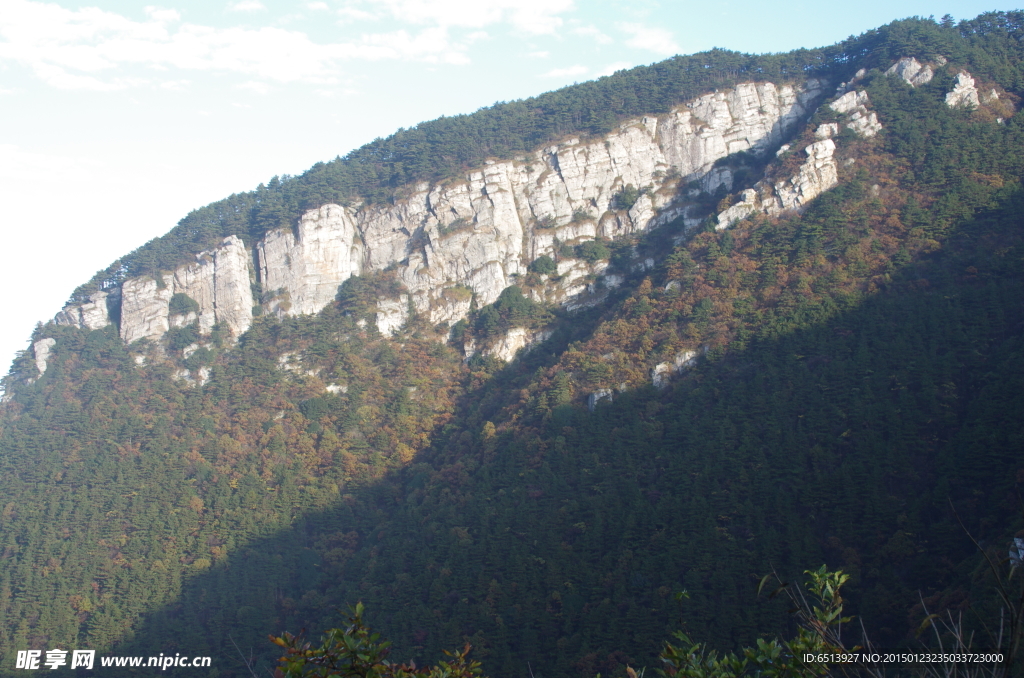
[54, 290, 115, 330]
[55, 78, 834, 351]
[829, 90, 882, 138]
[717, 137, 840, 228]
[172, 366, 210, 386]
[715, 88, 886, 229]
[886, 57, 934, 86]
[769, 139, 839, 213]
[885, 57, 986, 111]
[652, 349, 698, 388]
[717, 189, 759, 230]
[486, 327, 553, 363]
[257, 204, 363, 317]
[430, 289, 474, 327]
[33, 337, 56, 375]
[119, 277, 174, 345]
[249, 79, 826, 327]
[946, 72, 981, 109]
[120, 236, 253, 344]
[375, 296, 410, 336]
[587, 388, 613, 412]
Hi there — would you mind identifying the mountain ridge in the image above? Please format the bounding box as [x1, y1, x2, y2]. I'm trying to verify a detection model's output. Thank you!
[1, 11, 1023, 678]
[46, 77, 832, 365]
[60, 11, 1023, 306]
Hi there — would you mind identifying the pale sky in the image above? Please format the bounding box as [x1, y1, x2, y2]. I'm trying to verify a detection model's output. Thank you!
[0, 0, 1016, 376]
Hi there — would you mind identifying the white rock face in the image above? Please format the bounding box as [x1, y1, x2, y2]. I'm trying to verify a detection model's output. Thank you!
[717, 189, 759, 229]
[252, 79, 826, 328]
[120, 277, 174, 344]
[651, 349, 698, 387]
[587, 388, 613, 411]
[375, 296, 409, 336]
[829, 90, 868, 115]
[55, 291, 114, 331]
[664, 82, 824, 167]
[430, 292, 474, 327]
[462, 336, 477, 361]
[172, 366, 210, 386]
[885, 58, 985, 110]
[815, 123, 839, 139]
[828, 91, 882, 137]
[34, 337, 56, 375]
[946, 72, 980, 109]
[770, 140, 839, 213]
[886, 57, 934, 86]
[120, 236, 254, 344]
[258, 204, 363, 317]
[716, 85, 867, 227]
[55, 79, 833, 347]
[486, 327, 553, 362]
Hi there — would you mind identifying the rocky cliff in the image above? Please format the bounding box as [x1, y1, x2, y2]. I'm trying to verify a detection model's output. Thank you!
[250, 79, 828, 333]
[257, 205, 363, 317]
[713, 60, 1004, 231]
[33, 50, 1019, 382]
[51, 57, 1006, 368]
[120, 235, 254, 345]
[54, 79, 829, 353]
[885, 56, 991, 110]
[57, 236, 254, 346]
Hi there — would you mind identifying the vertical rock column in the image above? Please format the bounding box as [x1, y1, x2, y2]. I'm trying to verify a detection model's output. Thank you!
[119, 236, 254, 344]
[172, 235, 254, 337]
[120, 276, 175, 344]
[257, 204, 364, 316]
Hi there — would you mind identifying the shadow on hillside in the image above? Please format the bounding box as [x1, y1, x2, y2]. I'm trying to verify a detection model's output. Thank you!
[99, 208, 1024, 678]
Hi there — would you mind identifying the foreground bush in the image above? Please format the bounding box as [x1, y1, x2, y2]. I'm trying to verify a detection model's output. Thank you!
[273, 558, 1022, 678]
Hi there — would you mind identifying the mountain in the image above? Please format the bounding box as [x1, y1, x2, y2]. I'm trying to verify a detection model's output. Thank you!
[2, 12, 1023, 677]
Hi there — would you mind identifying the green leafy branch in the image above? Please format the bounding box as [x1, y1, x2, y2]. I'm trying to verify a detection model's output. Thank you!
[270, 602, 483, 678]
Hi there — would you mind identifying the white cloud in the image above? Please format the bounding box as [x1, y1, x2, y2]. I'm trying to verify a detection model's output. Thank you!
[596, 61, 632, 77]
[0, 0, 476, 91]
[237, 80, 270, 94]
[306, 1, 330, 9]
[362, 0, 574, 35]
[316, 86, 360, 97]
[144, 7, 181, 23]
[336, 6, 378, 23]
[277, 13, 310, 25]
[352, 26, 470, 64]
[228, 0, 266, 11]
[619, 23, 678, 55]
[29, 63, 143, 91]
[571, 25, 613, 45]
[0, 143, 104, 181]
[540, 64, 587, 78]
[159, 78, 190, 90]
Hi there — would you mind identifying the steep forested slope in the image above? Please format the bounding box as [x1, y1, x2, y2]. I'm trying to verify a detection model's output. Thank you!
[1, 12, 1023, 678]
